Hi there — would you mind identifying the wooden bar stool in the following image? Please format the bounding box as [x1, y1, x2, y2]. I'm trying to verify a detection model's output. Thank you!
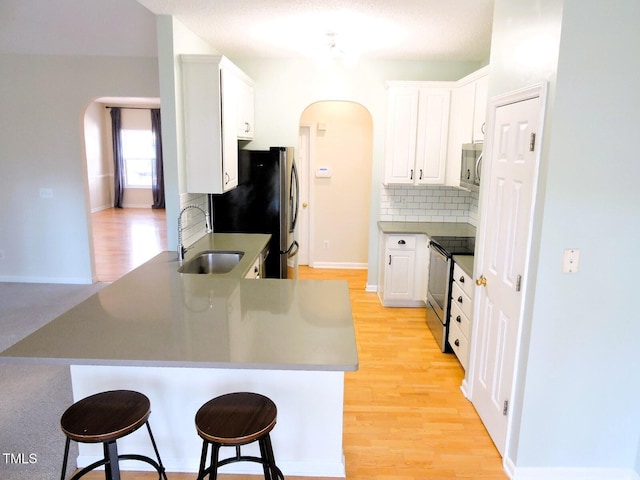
[59, 390, 167, 480]
[195, 392, 284, 480]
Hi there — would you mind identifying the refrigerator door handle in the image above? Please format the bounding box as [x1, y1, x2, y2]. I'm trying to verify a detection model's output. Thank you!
[281, 240, 299, 257]
[290, 160, 300, 232]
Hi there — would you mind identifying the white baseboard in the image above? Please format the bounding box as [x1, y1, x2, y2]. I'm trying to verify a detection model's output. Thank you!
[122, 203, 153, 209]
[365, 283, 377, 292]
[91, 204, 112, 213]
[511, 467, 639, 480]
[310, 262, 367, 270]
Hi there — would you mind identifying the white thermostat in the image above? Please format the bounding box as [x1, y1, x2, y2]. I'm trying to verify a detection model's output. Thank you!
[315, 167, 332, 178]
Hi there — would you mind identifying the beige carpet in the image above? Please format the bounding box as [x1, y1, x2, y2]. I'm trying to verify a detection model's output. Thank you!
[0, 282, 106, 480]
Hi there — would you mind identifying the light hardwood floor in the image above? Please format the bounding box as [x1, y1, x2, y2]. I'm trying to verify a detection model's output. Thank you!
[92, 208, 168, 282]
[85, 209, 507, 479]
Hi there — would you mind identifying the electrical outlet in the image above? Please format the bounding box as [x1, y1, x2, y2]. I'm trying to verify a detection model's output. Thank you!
[323, 241, 330, 249]
[562, 248, 580, 273]
[39, 188, 53, 199]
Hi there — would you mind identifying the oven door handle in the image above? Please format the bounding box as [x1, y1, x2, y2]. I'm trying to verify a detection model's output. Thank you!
[429, 241, 449, 258]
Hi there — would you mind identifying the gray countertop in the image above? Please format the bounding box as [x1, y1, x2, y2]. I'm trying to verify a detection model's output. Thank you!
[0, 234, 358, 372]
[453, 255, 475, 277]
[378, 221, 476, 238]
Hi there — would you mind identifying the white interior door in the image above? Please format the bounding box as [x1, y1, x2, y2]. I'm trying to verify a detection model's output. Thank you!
[471, 89, 544, 456]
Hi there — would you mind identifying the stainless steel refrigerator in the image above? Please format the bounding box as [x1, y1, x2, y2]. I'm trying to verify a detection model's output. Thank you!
[212, 147, 299, 278]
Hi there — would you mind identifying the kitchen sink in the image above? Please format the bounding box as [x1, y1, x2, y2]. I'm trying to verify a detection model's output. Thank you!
[178, 250, 244, 274]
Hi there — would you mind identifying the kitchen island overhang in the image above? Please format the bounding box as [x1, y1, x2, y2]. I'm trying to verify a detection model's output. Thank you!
[1, 246, 358, 477]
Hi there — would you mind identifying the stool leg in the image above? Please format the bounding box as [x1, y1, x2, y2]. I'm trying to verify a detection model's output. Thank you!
[263, 434, 282, 480]
[196, 441, 208, 480]
[104, 440, 121, 480]
[208, 443, 220, 480]
[60, 437, 71, 480]
[258, 438, 272, 480]
[144, 421, 168, 480]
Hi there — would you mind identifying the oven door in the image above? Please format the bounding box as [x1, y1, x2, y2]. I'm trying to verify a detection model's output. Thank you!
[426, 241, 452, 352]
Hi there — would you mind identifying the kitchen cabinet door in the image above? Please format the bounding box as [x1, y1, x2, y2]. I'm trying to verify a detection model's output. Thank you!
[236, 74, 255, 140]
[220, 67, 239, 190]
[378, 233, 427, 307]
[472, 74, 488, 142]
[384, 83, 452, 186]
[181, 55, 254, 194]
[384, 86, 419, 184]
[415, 87, 451, 185]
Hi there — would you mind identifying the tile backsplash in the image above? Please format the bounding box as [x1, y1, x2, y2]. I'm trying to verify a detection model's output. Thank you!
[380, 184, 478, 226]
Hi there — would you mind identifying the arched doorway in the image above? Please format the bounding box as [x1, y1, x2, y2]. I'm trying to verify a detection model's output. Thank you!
[82, 97, 166, 282]
[298, 101, 373, 269]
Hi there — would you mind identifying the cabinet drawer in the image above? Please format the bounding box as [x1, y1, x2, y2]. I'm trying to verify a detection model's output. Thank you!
[386, 235, 416, 250]
[449, 300, 471, 339]
[453, 263, 474, 299]
[448, 321, 469, 370]
[451, 282, 473, 319]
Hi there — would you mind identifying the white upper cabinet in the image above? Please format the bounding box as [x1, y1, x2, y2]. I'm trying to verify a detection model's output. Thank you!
[384, 82, 453, 186]
[235, 74, 255, 140]
[472, 74, 488, 143]
[454, 66, 489, 145]
[445, 66, 490, 186]
[180, 55, 254, 194]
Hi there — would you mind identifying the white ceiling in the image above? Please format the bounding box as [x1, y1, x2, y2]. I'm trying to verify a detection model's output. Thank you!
[1, 0, 494, 62]
[137, 0, 495, 62]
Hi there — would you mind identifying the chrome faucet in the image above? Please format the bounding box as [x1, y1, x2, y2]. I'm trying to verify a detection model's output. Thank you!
[177, 205, 213, 261]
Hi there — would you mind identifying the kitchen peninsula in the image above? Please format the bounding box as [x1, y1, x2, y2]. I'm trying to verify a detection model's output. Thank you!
[0, 233, 358, 477]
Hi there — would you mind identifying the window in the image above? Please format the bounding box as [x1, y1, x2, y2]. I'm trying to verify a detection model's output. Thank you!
[121, 129, 155, 188]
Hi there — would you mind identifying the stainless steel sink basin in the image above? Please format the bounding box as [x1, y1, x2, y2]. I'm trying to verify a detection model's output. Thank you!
[178, 250, 244, 274]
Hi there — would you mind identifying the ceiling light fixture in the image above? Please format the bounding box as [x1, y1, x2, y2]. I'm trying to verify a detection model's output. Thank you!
[314, 31, 359, 67]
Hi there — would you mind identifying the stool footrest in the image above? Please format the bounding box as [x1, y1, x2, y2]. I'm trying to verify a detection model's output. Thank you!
[69, 454, 166, 480]
[198, 457, 284, 480]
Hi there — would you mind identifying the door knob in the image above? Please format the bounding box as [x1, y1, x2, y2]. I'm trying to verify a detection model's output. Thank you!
[302, 202, 308, 208]
[476, 275, 487, 287]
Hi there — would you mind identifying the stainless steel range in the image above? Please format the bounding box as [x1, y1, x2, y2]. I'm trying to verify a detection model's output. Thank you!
[426, 236, 475, 352]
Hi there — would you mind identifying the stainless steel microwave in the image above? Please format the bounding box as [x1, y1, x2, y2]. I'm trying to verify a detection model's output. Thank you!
[460, 143, 483, 191]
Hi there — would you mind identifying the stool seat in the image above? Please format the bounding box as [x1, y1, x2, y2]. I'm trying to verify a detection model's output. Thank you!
[59, 390, 167, 480]
[196, 392, 277, 445]
[194, 392, 283, 480]
[61, 390, 150, 443]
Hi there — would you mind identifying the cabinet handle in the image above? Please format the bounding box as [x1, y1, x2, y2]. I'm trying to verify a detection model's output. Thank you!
[398, 239, 406, 245]
[456, 315, 462, 323]
[454, 339, 460, 347]
[389, 255, 391, 265]
[459, 276, 465, 283]
[224, 172, 230, 185]
[410, 169, 414, 180]
[419, 169, 423, 180]
[245, 121, 251, 133]
[457, 296, 463, 304]
[481, 122, 486, 134]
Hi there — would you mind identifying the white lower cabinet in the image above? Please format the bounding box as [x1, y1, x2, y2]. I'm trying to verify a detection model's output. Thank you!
[378, 234, 427, 307]
[448, 262, 474, 369]
[244, 255, 261, 279]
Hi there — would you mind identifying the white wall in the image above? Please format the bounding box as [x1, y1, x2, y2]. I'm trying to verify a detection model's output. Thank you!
[488, 0, 640, 475]
[300, 101, 373, 268]
[233, 57, 482, 285]
[156, 16, 220, 251]
[84, 101, 112, 212]
[0, 54, 159, 283]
